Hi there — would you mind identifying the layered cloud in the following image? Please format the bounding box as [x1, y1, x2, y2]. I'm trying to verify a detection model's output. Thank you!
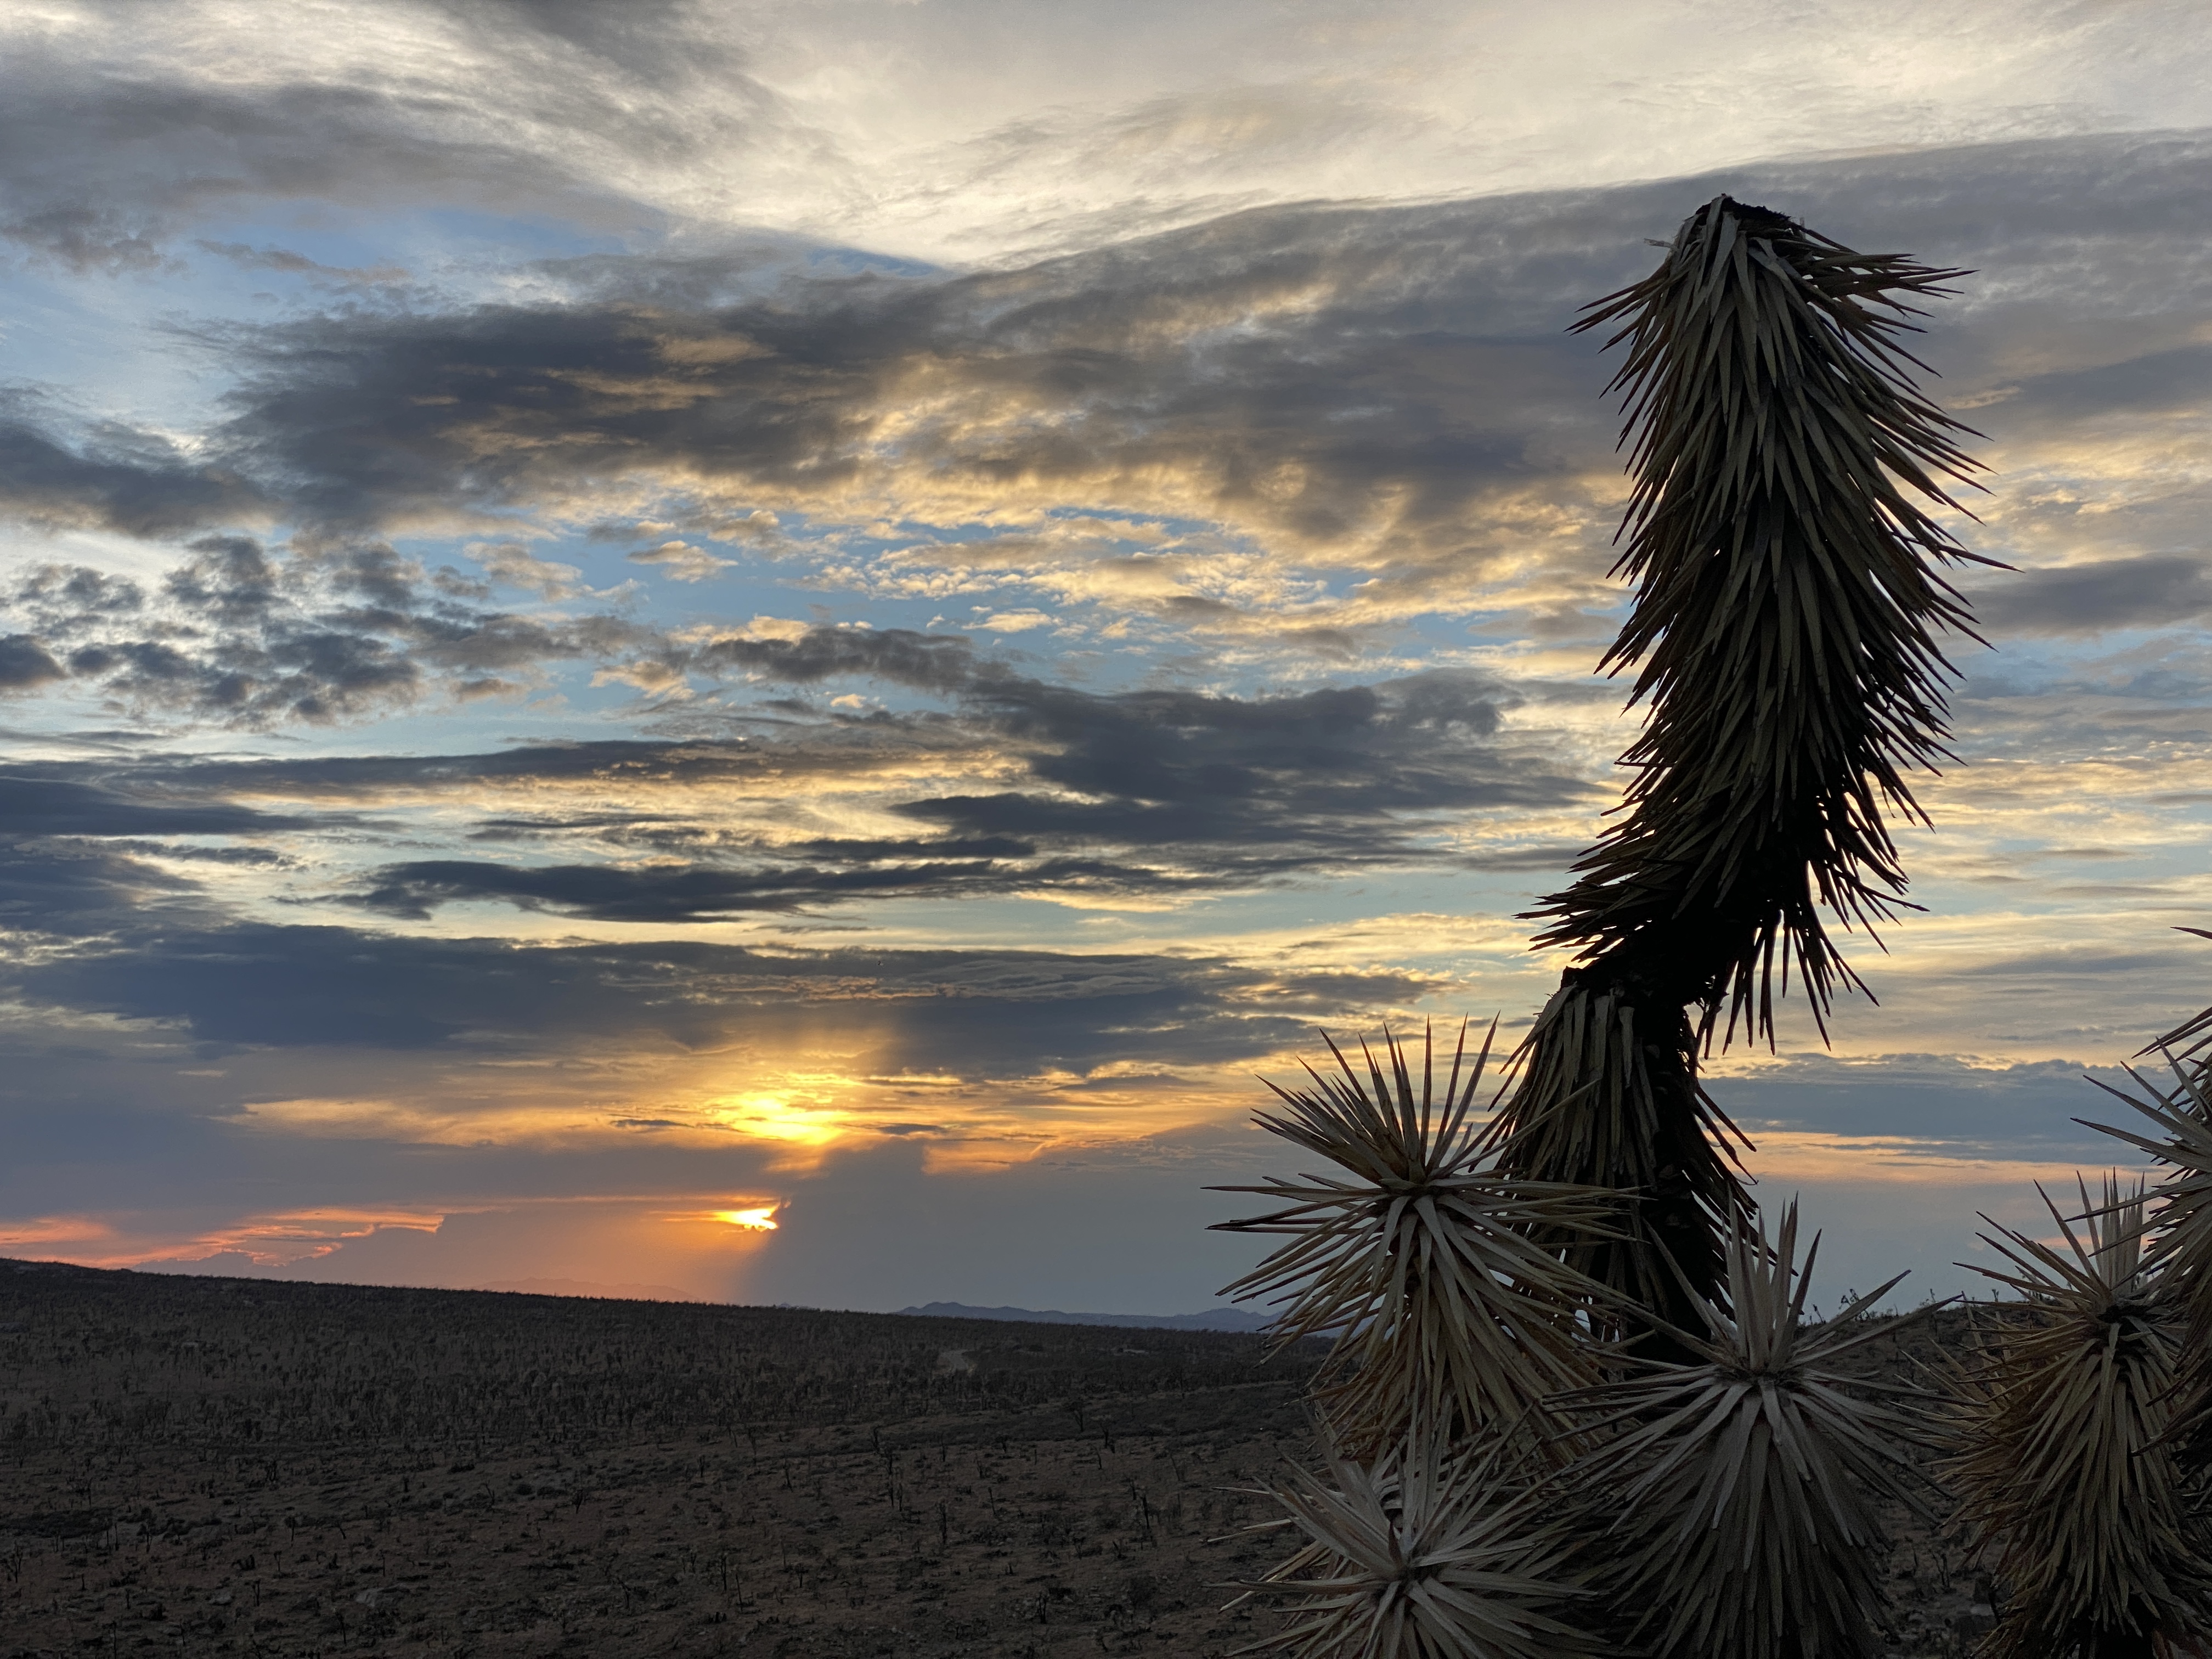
[4, 7, 2212, 1307]
[5, 131, 2209, 701]
[5, 0, 2209, 268]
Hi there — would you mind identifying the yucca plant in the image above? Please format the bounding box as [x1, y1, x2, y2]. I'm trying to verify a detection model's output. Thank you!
[2083, 1000, 2212, 1493]
[1491, 195, 1990, 1345]
[2089, 988, 2212, 1338]
[1553, 1201, 1935, 1659]
[1212, 1024, 1618, 1459]
[1940, 1177, 2211, 1659]
[1224, 1429, 1607, 1659]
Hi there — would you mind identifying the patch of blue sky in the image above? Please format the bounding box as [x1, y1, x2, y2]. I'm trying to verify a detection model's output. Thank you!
[1, 206, 635, 437]
[818, 862, 1566, 961]
[0, 263, 233, 435]
[348, 204, 655, 278]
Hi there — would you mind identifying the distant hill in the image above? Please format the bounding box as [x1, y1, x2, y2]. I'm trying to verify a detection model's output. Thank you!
[475, 1277, 703, 1302]
[897, 1300, 1273, 1333]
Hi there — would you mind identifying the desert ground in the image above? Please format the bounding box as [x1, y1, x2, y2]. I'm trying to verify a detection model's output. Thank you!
[1, 1259, 1990, 1657]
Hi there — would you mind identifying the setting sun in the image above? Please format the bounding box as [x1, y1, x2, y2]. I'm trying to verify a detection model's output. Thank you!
[714, 1206, 780, 1231]
[707, 1092, 846, 1148]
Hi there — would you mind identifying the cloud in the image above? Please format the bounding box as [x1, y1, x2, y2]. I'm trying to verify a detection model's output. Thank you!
[0, 839, 201, 922]
[0, 133, 2205, 691]
[627, 540, 733, 582]
[0, 769, 303, 838]
[10, 0, 2209, 274]
[466, 540, 585, 599]
[0, 3, 805, 271]
[1969, 556, 2212, 636]
[693, 625, 992, 697]
[0, 636, 1588, 939]
[0, 135, 2141, 664]
[176, 191, 1632, 630]
[0, 635, 65, 690]
[5, 917, 1426, 1075]
[193, 240, 410, 287]
[348, 853, 1137, 923]
[2, 535, 670, 726]
[272, 635, 1588, 918]
[0, 410, 266, 538]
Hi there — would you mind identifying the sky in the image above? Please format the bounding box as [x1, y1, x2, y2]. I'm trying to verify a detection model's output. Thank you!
[4, 0, 2212, 1316]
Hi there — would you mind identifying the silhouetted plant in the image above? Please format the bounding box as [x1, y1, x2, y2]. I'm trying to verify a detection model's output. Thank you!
[1226, 1428, 1605, 1659]
[1940, 1177, 2211, 1659]
[1215, 199, 1987, 1659]
[2086, 983, 2212, 1475]
[1211, 1024, 1616, 1458]
[1491, 195, 1990, 1345]
[1556, 1202, 1934, 1659]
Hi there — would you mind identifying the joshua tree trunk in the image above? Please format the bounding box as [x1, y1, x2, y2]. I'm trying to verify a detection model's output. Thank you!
[1492, 196, 1989, 1351]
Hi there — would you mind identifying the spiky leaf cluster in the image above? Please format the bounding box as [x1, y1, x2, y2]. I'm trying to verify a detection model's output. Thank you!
[1225, 1431, 1605, 1659]
[2089, 968, 2212, 1471]
[1212, 1025, 1616, 1456]
[1940, 1179, 2211, 1659]
[2089, 1018, 2212, 1352]
[1533, 194, 1989, 1041]
[1555, 1204, 1933, 1659]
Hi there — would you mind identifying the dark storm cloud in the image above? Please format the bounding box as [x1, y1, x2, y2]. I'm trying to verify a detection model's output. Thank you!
[917, 668, 1539, 851]
[4, 920, 1426, 1076]
[0, 630, 1586, 926]
[696, 628, 993, 698]
[0, 635, 65, 690]
[1707, 1053, 2135, 1161]
[0, 769, 311, 930]
[0, 770, 302, 838]
[0, 841, 199, 922]
[1996, 343, 2212, 427]
[349, 852, 1200, 922]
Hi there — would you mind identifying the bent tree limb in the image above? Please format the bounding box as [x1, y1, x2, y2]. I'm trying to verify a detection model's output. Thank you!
[1491, 196, 1990, 1347]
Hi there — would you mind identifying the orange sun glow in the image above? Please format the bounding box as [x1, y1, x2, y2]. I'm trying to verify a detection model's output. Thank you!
[714, 1205, 780, 1231]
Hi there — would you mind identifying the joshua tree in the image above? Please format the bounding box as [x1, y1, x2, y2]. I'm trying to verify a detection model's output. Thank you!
[1214, 1029, 1623, 1653]
[1215, 1037, 1936, 1659]
[1210, 198, 1984, 1659]
[1226, 1428, 1609, 1659]
[1490, 195, 1990, 1347]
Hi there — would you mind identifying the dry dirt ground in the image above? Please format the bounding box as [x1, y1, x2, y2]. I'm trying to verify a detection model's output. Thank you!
[0, 1260, 1993, 1658]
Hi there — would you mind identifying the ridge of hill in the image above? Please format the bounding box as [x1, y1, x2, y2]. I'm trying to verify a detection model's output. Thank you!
[474, 1276, 704, 1301]
[896, 1300, 1272, 1332]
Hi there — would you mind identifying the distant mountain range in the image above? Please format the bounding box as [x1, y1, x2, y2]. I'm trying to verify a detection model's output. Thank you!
[896, 1300, 1273, 1333]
